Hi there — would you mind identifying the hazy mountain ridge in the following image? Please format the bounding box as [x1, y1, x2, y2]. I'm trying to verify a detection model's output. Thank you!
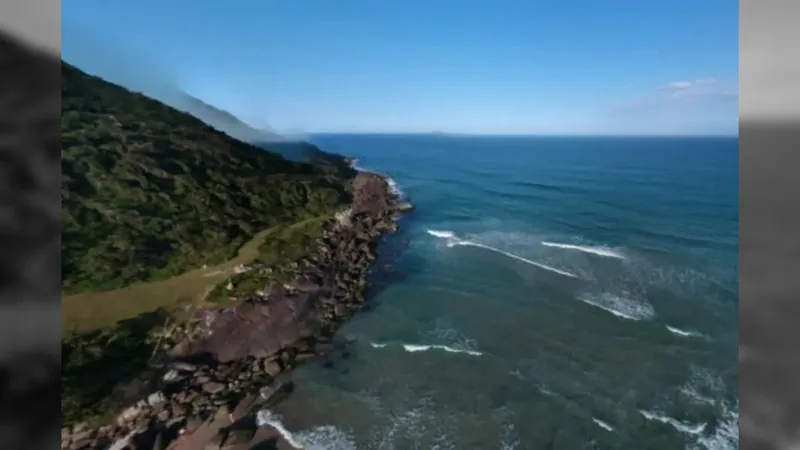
[173, 92, 346, 165]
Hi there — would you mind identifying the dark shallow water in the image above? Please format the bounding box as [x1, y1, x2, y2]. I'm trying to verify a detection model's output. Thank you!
[258, 135, 739, 449]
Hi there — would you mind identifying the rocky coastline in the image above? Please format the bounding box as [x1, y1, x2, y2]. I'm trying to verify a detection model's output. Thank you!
[61, 171, 413, 450]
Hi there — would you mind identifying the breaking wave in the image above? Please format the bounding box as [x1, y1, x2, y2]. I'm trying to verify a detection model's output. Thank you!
[426, 229, 456, 239]
[370, 342, 483, 356]
[541, 241, 625, 259]
[666, 325, 701, 338]
[256, 410, 357, 450]
[692, 401, 739, 450]
[426, 229, 578, 278]
[639, 410, 707, 436]
[592, 418, 615, 432]
[576, 291, 656, 321]
[639, 406, 740, 450]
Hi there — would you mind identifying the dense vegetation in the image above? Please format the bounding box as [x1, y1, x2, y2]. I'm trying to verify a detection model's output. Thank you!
[206, 216, 329, 303]
[61, 61, 355, 294]
[61, 308, 170, 427]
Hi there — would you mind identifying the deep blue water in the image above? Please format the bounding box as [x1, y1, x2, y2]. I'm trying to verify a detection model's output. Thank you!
[261, 135, 739, 449]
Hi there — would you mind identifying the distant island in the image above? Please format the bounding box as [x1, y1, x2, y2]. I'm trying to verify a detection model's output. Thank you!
[61, 61, 413, 450]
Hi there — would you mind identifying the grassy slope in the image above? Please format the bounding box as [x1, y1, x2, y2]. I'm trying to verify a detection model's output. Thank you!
[61, 61, 354, 295]
[62, 223, 280, 334]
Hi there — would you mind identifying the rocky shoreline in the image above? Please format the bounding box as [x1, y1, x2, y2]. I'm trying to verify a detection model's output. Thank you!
[61, 171, 413, 450]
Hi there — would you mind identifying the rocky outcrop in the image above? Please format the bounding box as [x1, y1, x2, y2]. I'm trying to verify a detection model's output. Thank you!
[63, 171, 410, 450]
[169, 173, 399, 364]
[393, 202, 415, 213]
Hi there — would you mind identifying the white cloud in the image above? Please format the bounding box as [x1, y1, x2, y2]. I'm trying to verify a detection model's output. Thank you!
[660, 78, 737, 100]
[614, 77, 737, 114]
[600, 76, 738, 134]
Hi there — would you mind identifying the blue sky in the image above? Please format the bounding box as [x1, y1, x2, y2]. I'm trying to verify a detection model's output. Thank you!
[63, 0, 738, 135]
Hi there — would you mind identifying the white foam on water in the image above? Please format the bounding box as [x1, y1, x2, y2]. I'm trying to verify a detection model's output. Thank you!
[498, 423, 521, 450]
[639, 410, 707, 436]
[541, 241, 625, 260]
[370, 341, 483, 356]
[692, 402, 739, 450]
[666, 325, 701, 337]
[592, 418, 615, 432]
[675, 367, 740, 449]
[348, 158, 363, 171]
[537, 384, 555, 396]
[370, 403, 443, 450]
[680, 385, 716, 406]
[577, 292, 656, 321]
[386, 177, 404, 198]
[426, 229, 456, 239]
[680, 366, 724, 406]
[256, 410, 357, 450]
[426, 229, 578, 278]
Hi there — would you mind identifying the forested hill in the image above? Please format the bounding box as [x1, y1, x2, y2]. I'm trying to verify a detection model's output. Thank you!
[61, 61, 356, 295]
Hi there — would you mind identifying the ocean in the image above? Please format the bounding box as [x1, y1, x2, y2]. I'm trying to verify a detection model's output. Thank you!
[260, 135, 739, 449]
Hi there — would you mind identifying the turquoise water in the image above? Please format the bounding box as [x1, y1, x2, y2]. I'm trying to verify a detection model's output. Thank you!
[264, 135, 739, 449]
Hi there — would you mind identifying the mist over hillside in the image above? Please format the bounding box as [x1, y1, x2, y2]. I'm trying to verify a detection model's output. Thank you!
[62, 23, 322, 162]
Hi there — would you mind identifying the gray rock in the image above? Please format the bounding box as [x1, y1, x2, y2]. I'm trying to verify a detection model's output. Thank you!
[157, 408, 171, 421]
[163, 369, 185, 383]
[263, 359, 282, 376]
[205, 431, 226, 450]
[258, 384, 280, 401]
[117, 404, 145, 424]
[184, 415, 204, 434]
[201, 381, 225, 394]
[170, 361, 198, 372]
[221, 428, 256, 449]
[69, 437, 92, 450]
[147, 391, 167, 406]
[70, 430, 91, 444]
[170, 402, 187, 419]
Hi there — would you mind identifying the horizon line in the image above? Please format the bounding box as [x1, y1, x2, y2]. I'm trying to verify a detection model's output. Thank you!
[305, 131, 739, 138]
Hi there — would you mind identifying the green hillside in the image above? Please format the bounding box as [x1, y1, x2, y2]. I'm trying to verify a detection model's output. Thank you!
[61, 61, 355, 295]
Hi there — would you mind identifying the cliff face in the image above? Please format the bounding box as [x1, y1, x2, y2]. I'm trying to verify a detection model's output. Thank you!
[61, 62, 354, 294]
